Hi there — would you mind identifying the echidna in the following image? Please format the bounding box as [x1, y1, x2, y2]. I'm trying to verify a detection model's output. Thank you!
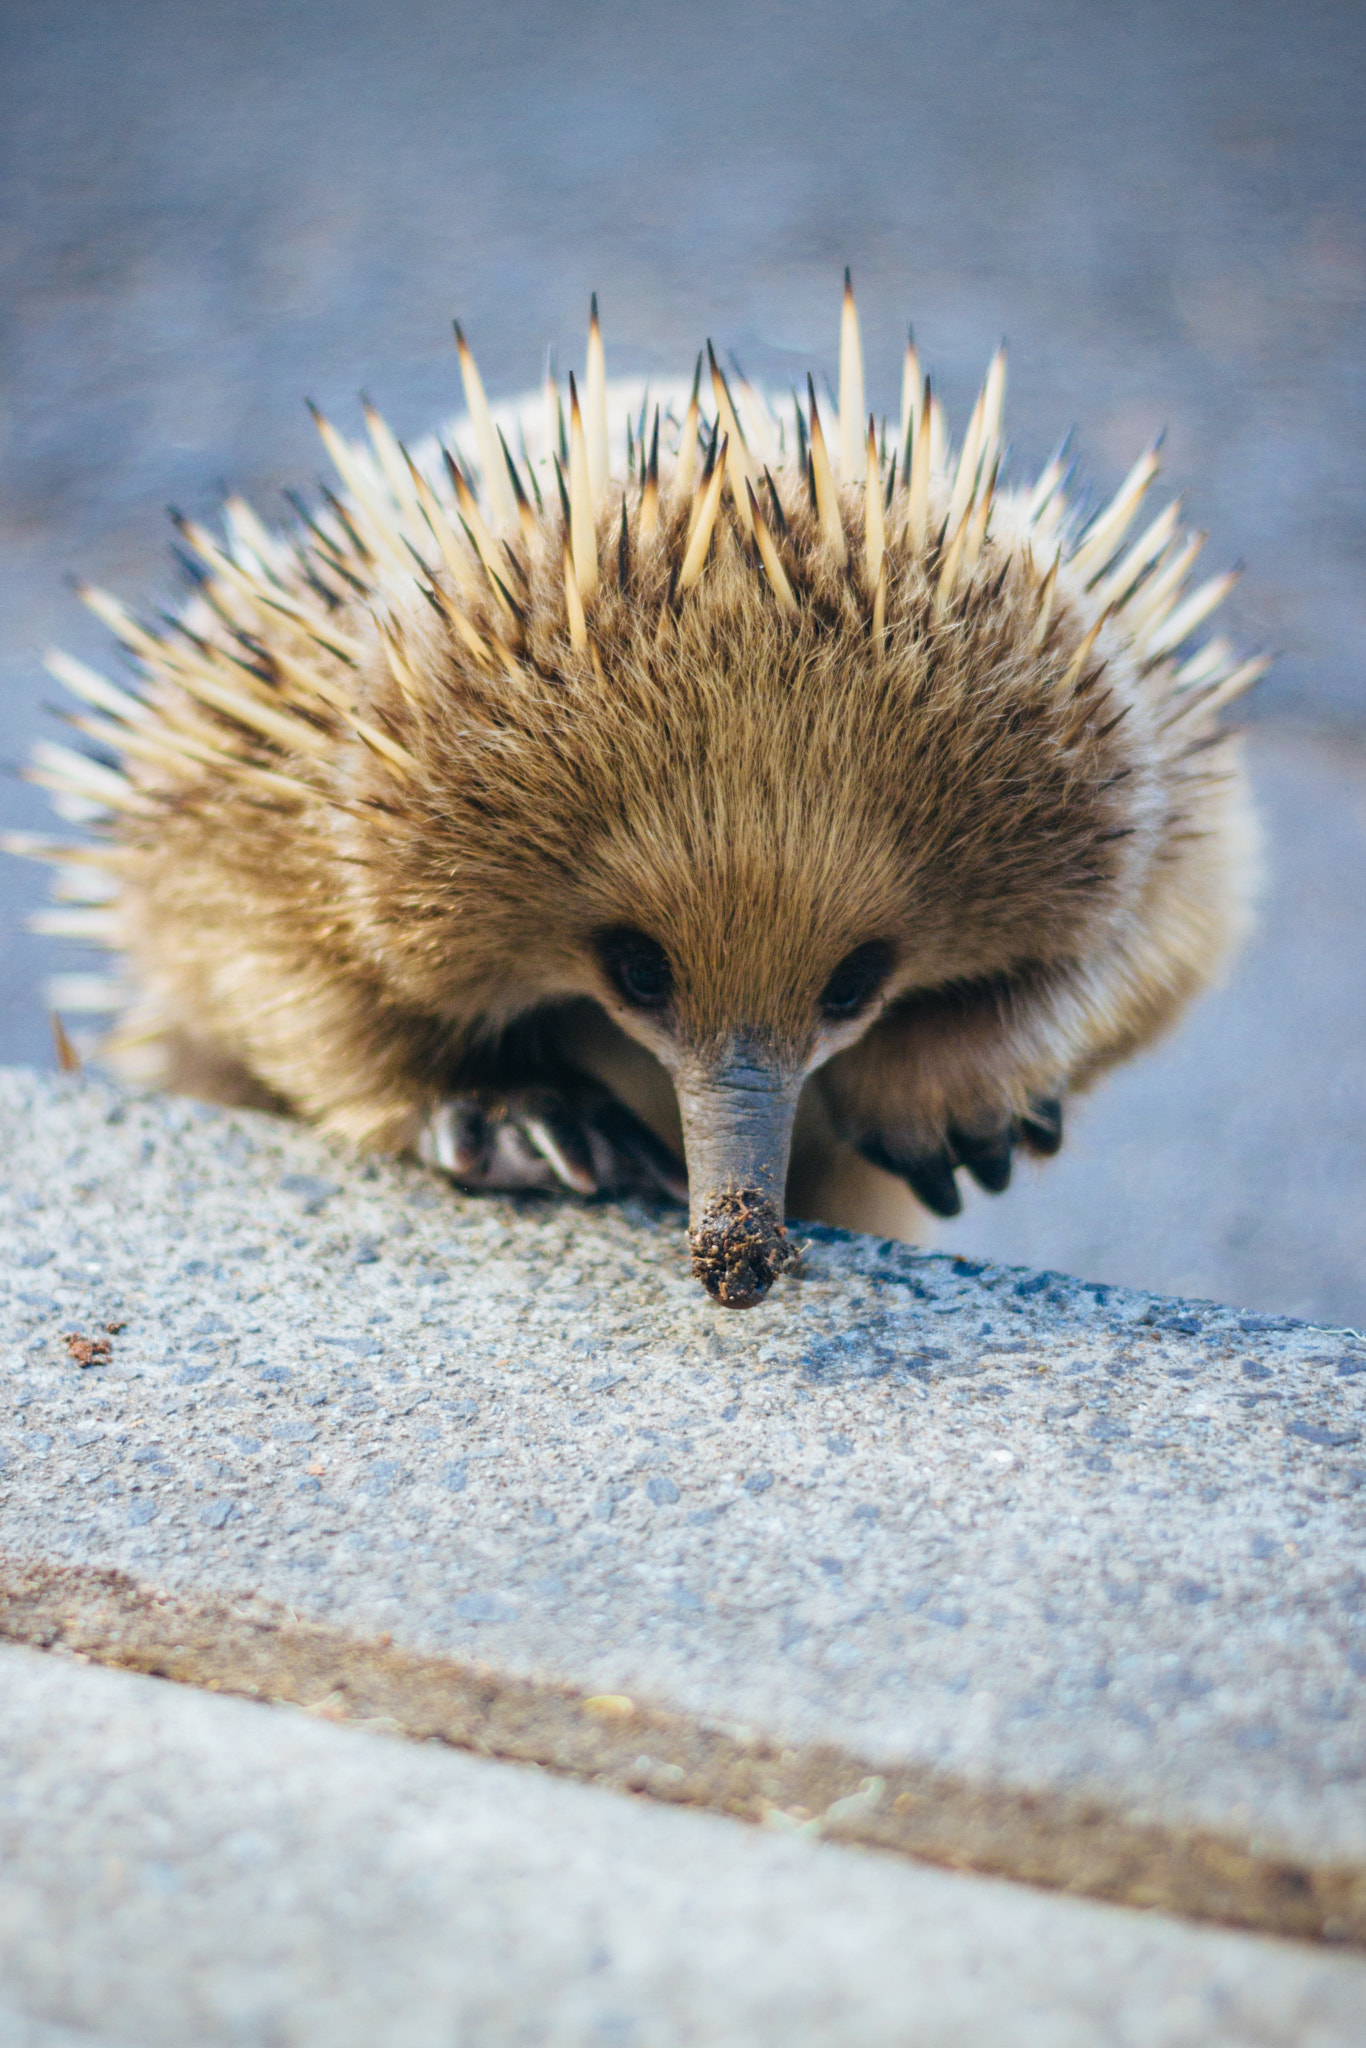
[7, 277, 1262, 1309]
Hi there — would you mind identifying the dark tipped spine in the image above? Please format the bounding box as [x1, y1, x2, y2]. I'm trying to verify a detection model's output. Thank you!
[763, 467, 788, 538]
[552, 453, 573, 532]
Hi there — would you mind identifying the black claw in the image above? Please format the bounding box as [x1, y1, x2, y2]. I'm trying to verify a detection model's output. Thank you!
[949, 1122, 1015, 1195]
[1020, 1097, 1064, 1157]
[901, 1151, 964, 1217]
[858, 1136, 962, 1218]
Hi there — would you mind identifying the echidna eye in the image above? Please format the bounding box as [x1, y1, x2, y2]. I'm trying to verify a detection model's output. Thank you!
[820, 941, 893, 1019]
[597, 928, 674, 1011]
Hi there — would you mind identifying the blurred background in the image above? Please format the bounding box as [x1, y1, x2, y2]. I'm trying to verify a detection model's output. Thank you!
[1, 0, 1363, 1322]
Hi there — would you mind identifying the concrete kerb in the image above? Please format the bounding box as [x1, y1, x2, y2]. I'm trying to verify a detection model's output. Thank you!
[2, 1065, 1365, 1945]
[8, 1642, 1366, 2048]
[3, 1554, 1363, 1947]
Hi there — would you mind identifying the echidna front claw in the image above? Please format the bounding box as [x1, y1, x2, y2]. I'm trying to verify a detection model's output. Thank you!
[1020, 1097, 1065, 1157]
[857, 1134, 963, 1217]
[858, 1096, 1067, 1216]
[419, 1085, 686, 1203]
[947, 1120, 1015, 1195]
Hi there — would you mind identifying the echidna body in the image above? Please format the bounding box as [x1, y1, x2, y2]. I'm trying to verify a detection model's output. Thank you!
[10, 281, 1263, 1307]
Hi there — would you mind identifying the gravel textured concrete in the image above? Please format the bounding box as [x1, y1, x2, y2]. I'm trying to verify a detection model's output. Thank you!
[0, 2011, 132, 2048]
[2, 1068, 1364, 1917]
[2, 1, 1365, 1327]
[3, 1641, 1365, 2048]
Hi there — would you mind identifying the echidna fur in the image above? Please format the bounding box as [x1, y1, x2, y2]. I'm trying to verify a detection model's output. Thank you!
[7, 276, 1264, 1308]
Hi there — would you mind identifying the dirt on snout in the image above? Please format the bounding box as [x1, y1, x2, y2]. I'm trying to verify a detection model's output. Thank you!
[689, 1188, 800, 1309]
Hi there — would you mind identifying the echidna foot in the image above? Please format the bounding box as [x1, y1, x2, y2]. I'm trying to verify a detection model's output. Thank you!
[419, 1085, 687, 1204]
[858, 1097, 1065, 1218]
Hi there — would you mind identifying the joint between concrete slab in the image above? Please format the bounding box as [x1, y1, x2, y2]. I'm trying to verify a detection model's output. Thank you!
[3, 1554, 1361, 1949]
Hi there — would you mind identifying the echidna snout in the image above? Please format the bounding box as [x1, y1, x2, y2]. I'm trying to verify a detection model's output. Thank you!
[688, 1189, 795, 1309]
[677, 1055, 803, 1309]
